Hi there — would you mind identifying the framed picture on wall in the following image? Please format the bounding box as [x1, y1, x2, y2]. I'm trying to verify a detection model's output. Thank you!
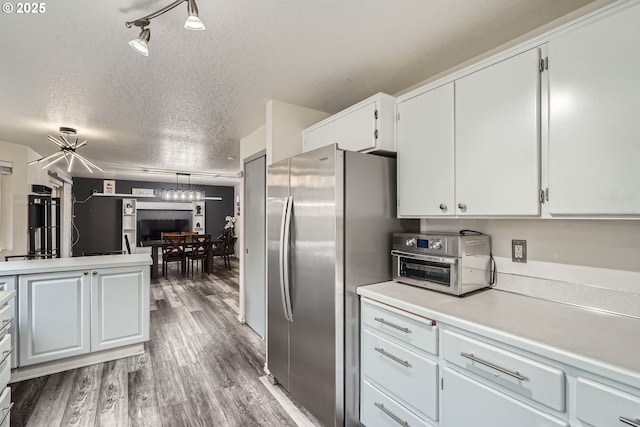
[103, 180, 116, 194]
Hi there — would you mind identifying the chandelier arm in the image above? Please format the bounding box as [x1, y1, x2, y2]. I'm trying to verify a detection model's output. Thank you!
[74, 152, 104, 172]
[125, 0, 186, 28]
[67, 153, 76, 173]
[75, 155, 94, 173]
[60, 135, 72, 148]
[41, 152, 66, 169]
[47, 135, 67, 149]
[28, 151, 62, 165]
[74, 140, 89, 150]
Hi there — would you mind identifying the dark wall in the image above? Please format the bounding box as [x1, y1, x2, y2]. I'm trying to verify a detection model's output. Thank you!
[72, 177, 234, 256]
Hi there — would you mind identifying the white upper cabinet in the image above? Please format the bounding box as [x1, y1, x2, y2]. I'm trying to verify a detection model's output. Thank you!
[302, 92, 396, 153]
[455, 48, 541, 216]
[397, 83, 455, 217]
[547, 3, 640, 215]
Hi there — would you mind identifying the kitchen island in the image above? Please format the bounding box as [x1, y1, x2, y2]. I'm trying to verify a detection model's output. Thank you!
[0, 254, 151, 382]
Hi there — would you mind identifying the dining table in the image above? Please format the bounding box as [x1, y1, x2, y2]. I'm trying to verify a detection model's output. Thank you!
[141, 238, 224, 279]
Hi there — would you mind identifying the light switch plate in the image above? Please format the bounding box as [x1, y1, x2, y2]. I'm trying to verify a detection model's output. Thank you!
[512, 239, 527, 263]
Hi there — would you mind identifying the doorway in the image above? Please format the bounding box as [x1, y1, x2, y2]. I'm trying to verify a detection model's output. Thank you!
[243, 153, 266, 338]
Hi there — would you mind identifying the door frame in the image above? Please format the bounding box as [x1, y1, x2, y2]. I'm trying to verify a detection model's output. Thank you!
[239, 150, 266, 328]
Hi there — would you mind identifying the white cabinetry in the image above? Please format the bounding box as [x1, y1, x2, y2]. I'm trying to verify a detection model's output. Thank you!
[547, 2, 640, 215]
[303, 92, 396, 153]
[122, 198, 136, 253]
[18, 270, 91, 366]
[0, 291, 14, 427]
[18, 265, 149, 367]
[442, 368, 569, 427]
[0, 277, 16, 368]
[455, 48, 541, 216]
[576, 377, 640, 427]
[192, 201, 205, 233]
[91, 267, 149, 352]
[397, 83, 455, 217]
[360, 299, 438, 426]
[396, 49, 541, 217]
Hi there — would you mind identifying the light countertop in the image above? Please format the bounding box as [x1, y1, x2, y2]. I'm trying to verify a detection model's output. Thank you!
[0, 254, 151, 276]
[358, 281, 640, 389]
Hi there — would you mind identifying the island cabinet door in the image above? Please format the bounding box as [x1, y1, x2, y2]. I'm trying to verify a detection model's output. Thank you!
[90, 266, 149, 352]
[18, 270, 91, 367]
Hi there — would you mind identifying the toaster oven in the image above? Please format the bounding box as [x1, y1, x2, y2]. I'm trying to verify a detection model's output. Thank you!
[391, 232, 492, 296]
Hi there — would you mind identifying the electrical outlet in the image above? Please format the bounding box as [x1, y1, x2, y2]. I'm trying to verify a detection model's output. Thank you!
[512, 239, 527, 263]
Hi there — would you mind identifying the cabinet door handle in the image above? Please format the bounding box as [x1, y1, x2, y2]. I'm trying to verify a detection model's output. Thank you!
[458, 203, 467, 211]
[0, 402, 13, 425]
[460, 352, 527, 381]
[0, 346, 14, 366]
[374, 402, 409, 427]
[620, 417, 640, 427]
[439, 203, 447, 211]
[375, 347, 411, 368]
[0, 318, 13, 335]
[374, 317, 411, 333]
[83, 271, 89, 275]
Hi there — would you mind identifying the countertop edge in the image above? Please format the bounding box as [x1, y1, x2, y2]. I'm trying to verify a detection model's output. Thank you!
[358, 282, 640, 390]
[0, 254, 152, 276]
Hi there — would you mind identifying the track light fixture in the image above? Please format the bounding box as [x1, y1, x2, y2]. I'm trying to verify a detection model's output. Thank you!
[27, 127, 103, 173]
[125, 0, 205, 56]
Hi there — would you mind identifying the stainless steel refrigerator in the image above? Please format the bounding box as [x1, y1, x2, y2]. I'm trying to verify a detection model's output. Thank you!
[267, 144, 402, 426]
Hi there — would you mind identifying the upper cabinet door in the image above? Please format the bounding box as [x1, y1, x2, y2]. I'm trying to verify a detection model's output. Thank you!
[303, 121, 334, 153]
[334, 102, 377, 152]
[455, 48, 541, 216]
[397, 83, 455, 217]
[548, 3, 640, 215]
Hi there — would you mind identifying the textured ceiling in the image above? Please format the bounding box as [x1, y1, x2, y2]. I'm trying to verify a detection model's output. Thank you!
[0, 0, 602, 184]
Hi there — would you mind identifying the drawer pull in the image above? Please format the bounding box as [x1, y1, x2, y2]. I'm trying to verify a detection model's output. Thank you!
[460, 352, 527, 381]
[0, 347, 13, 366]
[0, 402, 13, 425]
[374, 402, 409, 427]
[374, 317, 411, 333]
[375, 347, 411, 368]
[620, 417, 640, 427]
[0, 318, 12, 333]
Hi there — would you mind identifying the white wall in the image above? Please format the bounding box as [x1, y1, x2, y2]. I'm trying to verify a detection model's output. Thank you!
[266, 100, 330, 165]
[240, 124, 266, 161]
[421, 218, 640, 273]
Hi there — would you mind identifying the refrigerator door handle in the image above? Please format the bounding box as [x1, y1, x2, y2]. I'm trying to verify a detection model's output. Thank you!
[278, 196, 294, 321]
[282, 195, 294, 321]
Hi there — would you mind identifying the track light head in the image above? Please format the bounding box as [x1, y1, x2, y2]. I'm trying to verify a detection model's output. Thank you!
[129, 27, 151, 56]
[185, 0, 205, 30]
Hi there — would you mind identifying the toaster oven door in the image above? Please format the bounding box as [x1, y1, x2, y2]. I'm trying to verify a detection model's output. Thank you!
[392, 250, 458, 289]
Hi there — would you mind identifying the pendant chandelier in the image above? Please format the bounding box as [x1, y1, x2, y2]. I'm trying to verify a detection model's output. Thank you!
[27, 127, 103, 173]
[157, 173, 204, 201]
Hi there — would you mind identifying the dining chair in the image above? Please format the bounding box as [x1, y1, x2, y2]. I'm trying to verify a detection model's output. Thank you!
[162, 235, 186, 276]
[213, 233, 236, 269]
[187, 234, 211, 275]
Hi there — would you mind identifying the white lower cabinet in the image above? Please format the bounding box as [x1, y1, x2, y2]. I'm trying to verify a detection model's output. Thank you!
[0, 277, 16, 369]
[18, 266, 149, 367]
[362, 379, 434, 427]
[91, 267, 149, 351]
[576, 377, 640, 427]
[18, 270, 91, 366]
[442, 368, 569, 427]
[361, 298, 439, 426]
[0, 387, 10, 427]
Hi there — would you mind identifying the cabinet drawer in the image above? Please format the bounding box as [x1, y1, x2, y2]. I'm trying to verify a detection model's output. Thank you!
[362, 299, 438, 355]
[361, 380, 433, 427]
[0, 334, 10, 391]
[0, 387, 10, 427]
[576, 377, 640, 427]
[0, 305, 11, 341]
[443, 330, 565, 411]
[362, 329, 438, 421]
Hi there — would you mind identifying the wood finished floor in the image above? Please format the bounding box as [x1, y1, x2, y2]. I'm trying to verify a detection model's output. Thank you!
[10, 259, 298, 427]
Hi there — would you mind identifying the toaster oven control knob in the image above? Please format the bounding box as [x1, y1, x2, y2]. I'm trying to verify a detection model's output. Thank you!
[431, 239, 442, 250]
[405, 238, 416, 247]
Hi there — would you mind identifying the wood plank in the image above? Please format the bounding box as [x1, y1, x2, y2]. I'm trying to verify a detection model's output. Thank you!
[60, 363, 104, 426]
[95, 358, 129, 426]
[27, 371, 77, 426]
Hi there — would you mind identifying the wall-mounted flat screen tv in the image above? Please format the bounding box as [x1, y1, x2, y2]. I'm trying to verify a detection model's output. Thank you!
[137, 219, 191, 243]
